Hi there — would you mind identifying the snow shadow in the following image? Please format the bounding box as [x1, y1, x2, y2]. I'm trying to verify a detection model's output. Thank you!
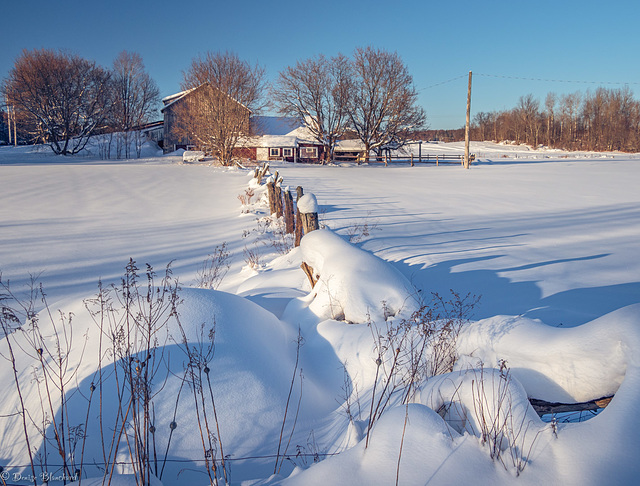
[391, 255, 640, 327]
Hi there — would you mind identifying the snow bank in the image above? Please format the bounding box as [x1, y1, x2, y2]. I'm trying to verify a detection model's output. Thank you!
[457, 304, 640, 402]
[297, 229, 417, 323]
[0, 287, 297, 483]
[281, 404, 501, 486]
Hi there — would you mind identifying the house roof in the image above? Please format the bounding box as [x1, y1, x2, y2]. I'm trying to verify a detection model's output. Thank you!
[251, 116, 304, 136]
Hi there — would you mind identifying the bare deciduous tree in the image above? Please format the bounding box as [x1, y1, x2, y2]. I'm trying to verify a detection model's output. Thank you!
[347, 47, 426, 162]
[2, 48, 112, 155]
[471, 86, 640, 152]
[544, 92, 556, 147]
[111, 51, 160, 158]
[172, 51, 266, 165]
[272, 54, 351, 163]
[516, 94, 541, 147]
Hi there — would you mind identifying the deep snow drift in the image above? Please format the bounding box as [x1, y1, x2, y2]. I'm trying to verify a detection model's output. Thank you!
[1, 142, 640, 485]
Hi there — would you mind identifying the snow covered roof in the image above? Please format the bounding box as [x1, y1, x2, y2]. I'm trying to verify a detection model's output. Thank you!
[160, 87, 197, 112]
[160, 83, 252, 113]
[162, 89, 192, 104]
[251, 116, 304, 136]
[239, 117, 321, 148]
[335, 138, 365, 151]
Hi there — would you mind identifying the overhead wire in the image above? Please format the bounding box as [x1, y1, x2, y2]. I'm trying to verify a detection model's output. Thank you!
[474, 72, 639, 86]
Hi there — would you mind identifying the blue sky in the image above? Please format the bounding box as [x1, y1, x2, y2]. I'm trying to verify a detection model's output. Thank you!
[2, 0, 638, 129]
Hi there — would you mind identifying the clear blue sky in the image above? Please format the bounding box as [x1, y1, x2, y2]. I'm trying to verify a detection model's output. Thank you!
[2, 0, 638, 129]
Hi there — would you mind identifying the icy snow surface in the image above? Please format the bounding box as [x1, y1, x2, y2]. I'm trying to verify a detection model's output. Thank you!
[1, 141, 640, 485]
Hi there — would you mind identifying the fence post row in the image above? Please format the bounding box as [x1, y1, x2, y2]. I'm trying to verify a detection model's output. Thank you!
[327, 153, 473, 164]
[259, 166, 319, 287]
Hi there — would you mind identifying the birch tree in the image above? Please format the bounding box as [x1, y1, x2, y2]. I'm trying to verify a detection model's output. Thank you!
[272, 54, 351, 163]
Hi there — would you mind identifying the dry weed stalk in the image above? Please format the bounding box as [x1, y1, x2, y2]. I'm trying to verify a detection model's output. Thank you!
[274, 328, 305, 475]
[174, 318, 229, 486]
[195, 243, 231, 290]
[85, 260, 181, 486]
[469, 362, 543, 476]
[344, 212, 381, 244]
[1, 274, 91, 484]
[365, 291, 479, 449]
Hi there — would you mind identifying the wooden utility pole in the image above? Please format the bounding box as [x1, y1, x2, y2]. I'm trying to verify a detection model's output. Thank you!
[464, 71, 472, 169]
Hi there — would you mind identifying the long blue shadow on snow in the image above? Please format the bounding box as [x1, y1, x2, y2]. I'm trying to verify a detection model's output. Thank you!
[390, 255, 640, 328]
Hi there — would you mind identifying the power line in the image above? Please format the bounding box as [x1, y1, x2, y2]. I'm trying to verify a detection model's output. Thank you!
[421, 72, 639, 94]
[475, 72, 640, 86]
[419, 74, 468, 91]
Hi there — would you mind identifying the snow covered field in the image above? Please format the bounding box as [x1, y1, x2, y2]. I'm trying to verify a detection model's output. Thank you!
[1, 141, 639, 485]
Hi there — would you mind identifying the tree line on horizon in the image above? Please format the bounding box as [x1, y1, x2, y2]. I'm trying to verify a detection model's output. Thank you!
[419, 88, 640, 152]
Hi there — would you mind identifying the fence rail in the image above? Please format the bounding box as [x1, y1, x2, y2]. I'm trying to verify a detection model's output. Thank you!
[333, 153, 475, 166]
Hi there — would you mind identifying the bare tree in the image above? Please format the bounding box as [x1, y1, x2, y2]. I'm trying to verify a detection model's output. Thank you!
[347, 47, 426, 162]
[559, 91, 581, 146]
[2, 48, 112, 155]
[111, 51, 160, 158]
[172, 51, 266, 165]
[470, 87, 640, 152]
[272, 54, 351, 163]
[516, 94, 540, 146]
[544, 92, 556, 147]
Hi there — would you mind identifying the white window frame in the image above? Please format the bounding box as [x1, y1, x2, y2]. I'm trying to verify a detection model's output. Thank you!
[282, 147, 293, 157]
[300, 146, 318, 158]
[269, 147, 281, 157]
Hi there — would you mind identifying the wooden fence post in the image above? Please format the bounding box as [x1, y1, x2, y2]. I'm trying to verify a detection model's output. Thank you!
[283, 189, 294, 234]
[266, 180, 277, 215]
[301, 211, 319, 234]
[294, 186, 304, 247]
[298, 192, 319, 235]
[274, 184, 283, 218]
[297, 192, 319, 287]
[436, 155, 439, 166]
[411, 153, 414, 167]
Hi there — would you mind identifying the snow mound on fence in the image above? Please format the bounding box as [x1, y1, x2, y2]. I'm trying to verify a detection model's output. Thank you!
[297, 229, 417, 323]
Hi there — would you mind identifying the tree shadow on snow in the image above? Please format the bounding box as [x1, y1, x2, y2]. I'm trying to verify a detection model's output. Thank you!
[391, 255, 640, 328]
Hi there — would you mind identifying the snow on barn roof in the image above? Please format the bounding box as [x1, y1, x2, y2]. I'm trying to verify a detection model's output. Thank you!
[162, 89, 191, 103]
[160, 83, 252, 113]
[160, 87, 197, 112]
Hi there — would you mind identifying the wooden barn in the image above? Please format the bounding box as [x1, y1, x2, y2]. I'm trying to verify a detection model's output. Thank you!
[161, 84, 251, 154]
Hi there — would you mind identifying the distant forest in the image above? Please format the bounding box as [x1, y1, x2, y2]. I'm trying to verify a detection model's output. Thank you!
[416, 86, 640, 152]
